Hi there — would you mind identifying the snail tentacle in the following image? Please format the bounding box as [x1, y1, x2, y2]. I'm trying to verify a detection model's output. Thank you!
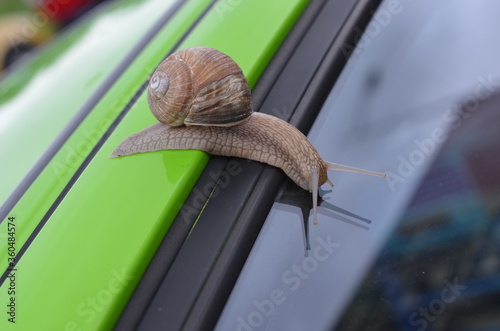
[325, 161, 386, 178]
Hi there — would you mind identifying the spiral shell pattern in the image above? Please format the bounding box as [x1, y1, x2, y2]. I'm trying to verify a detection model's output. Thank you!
[147, 46, 252, 127]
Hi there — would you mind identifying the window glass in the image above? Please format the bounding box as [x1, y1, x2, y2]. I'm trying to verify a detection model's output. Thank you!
[216, 1, 500, 330]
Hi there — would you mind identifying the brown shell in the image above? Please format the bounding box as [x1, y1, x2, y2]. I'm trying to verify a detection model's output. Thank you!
[147, 46, 252, 127]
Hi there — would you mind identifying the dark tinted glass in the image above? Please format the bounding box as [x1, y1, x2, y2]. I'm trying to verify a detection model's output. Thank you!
[336, 91, 500, 331]
[216, 1, 500, 330]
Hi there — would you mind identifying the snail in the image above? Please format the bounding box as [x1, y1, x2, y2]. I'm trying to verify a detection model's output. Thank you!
[110, 46, 386, 225]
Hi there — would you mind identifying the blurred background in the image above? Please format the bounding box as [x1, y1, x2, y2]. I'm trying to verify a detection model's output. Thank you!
[0, 0, 108, 71]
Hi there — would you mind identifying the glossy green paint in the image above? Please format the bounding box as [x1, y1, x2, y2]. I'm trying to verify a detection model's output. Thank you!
[0, 0, 180, 205]
[0, 0, 215, 328]
[0, 0, 213, 273]
[0, 0, 310, 329]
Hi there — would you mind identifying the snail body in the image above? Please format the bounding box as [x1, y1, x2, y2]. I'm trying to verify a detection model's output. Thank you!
[110, 112, 327, 190]
[110, 47, 386, 225]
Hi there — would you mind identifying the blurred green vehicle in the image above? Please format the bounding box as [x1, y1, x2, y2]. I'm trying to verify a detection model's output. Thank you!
[2, 0, 500, 330]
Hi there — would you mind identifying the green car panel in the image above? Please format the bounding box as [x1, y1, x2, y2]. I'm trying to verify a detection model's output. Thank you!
[0, 0, 213, 328]
[0, 0, 182, 206]
[0, 0, 310, 329]
[0, 0, 213, 276]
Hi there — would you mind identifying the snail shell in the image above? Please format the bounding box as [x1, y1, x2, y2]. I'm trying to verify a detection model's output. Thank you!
[147, 46, 252, 127]
[111, 46, 386, 226]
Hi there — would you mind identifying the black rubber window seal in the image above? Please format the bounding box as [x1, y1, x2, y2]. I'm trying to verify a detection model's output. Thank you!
[123, 0, 384, 330]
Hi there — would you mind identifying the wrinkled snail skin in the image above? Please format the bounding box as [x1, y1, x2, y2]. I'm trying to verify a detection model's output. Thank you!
[109, 112, 328, 191]
[110, 46, 386, 225]
[109, 111, 386, 225]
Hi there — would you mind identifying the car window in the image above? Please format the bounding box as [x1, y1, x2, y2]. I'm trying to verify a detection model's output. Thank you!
[334, 90, 500, 331]
[215, 0, 500, 330]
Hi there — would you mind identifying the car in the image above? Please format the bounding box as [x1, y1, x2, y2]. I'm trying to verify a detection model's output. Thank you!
[0, 0, 108, 72]
[0, 12, 55, 71]
[1, 0, 500, 330]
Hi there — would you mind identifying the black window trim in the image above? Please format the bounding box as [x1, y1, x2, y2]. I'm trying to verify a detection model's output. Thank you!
[120, 0, 384, 330]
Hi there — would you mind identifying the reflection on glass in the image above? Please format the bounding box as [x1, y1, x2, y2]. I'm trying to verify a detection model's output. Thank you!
[336, 93, 500, 330]
[216, 0, 500, 330]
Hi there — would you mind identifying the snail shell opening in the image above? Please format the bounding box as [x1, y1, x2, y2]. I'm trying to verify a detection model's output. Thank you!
[147, 46, 253, 127]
